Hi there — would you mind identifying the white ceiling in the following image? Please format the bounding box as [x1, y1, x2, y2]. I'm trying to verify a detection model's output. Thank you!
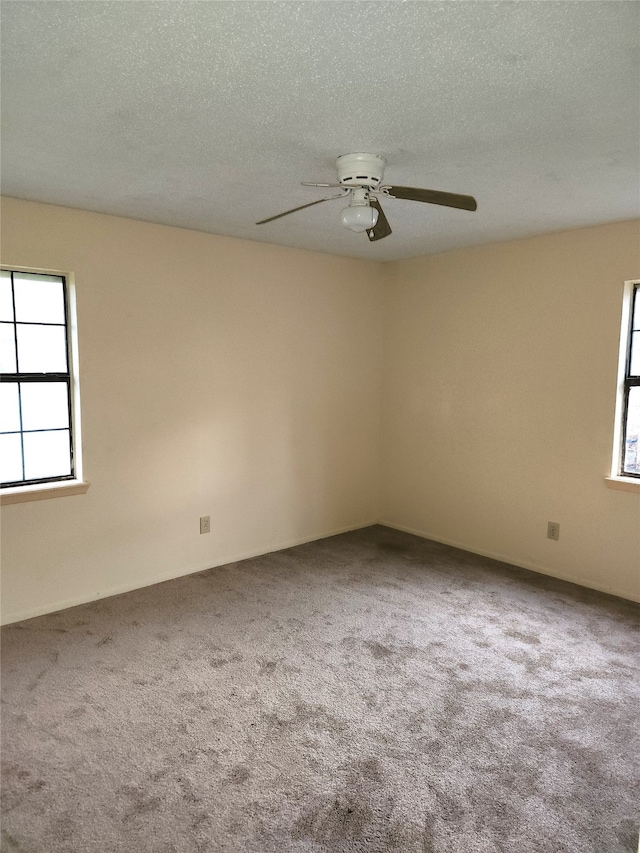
[2, 1, 639, 261]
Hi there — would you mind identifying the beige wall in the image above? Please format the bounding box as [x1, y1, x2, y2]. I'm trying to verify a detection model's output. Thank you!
[1, 200, 638, 623]
[381, 220, 640, 601]
[0, 198, 383, 623]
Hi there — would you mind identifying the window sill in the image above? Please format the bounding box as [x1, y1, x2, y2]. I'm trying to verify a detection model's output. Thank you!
[605, 476, 640, 494]
[0, 480, 90, 505]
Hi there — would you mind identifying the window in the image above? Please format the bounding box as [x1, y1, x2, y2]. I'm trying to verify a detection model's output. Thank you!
[613, 280, 640, 480]
[1, 268, 83, 493]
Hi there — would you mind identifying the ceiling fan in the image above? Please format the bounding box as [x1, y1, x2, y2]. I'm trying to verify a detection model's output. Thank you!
[256, 153, 477, 242]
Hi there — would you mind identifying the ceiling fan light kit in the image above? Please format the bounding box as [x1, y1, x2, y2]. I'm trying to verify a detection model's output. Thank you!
[341, 187, 379, 232]
[256, 153, 477, 242]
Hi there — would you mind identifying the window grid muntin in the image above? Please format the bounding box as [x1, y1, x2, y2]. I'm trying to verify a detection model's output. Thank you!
[1, 270, 75, 487]
[621, 282, 640, 478]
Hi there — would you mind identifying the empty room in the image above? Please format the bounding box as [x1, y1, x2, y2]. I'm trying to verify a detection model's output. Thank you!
[1, 2, 639, 852]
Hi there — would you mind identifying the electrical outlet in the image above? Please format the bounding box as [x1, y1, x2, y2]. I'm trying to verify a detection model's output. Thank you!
[547, 522, 560, 541]
[200, 516, 210, 535]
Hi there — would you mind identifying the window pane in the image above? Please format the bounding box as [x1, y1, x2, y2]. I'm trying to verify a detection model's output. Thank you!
[0, 382, 21, 432]
[629, 331, 640, 377]
[0, 271, 13, 321]
[21, 382, 70, 431]
[623, 386, 640, 476]
[16, 324, 67, 373]
[1, 322, 17, 372]
[633, 287, 640, 332]
[13, 274, 65, 324]
[23, 429, 71, 480]
[0, 432, 23, 483]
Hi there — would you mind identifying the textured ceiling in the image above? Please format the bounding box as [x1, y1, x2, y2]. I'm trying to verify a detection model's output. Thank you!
[1, 1, 639, 261]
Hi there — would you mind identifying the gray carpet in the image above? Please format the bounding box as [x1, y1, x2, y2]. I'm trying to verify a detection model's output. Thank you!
[1, 525, 639, 853]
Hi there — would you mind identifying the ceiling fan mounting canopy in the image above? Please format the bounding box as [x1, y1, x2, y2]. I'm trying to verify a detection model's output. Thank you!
[255, 152, 477, 242]
[335, 153, 386, 189]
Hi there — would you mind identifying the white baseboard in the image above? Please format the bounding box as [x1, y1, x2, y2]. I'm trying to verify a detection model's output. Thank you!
[5, 517, 637, 625]
[379, 520, 640, 604]
[1, 519, 378, 626]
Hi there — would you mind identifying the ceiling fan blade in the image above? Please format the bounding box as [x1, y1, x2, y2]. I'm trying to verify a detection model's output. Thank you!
[301, 182, 342, 188]
[384, 185, 477, 211]
[256, 195, 341, 225]
[368, 197, 392, 242]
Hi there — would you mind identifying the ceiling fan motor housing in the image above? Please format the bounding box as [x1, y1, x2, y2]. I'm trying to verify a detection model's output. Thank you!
[336, 153, 386, 188]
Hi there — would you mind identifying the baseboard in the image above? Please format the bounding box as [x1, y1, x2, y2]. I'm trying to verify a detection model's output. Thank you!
[379, 520, 640, 604]
[6, 518, 636, 625]
[1, 519, 378, 626]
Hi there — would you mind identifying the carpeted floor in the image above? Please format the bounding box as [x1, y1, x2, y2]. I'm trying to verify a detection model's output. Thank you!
[1, 525, 639, 853]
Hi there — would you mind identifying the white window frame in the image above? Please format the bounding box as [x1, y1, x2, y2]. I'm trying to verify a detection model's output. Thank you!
[606, 279, 640, 494]
[0, 265, 89, 504]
